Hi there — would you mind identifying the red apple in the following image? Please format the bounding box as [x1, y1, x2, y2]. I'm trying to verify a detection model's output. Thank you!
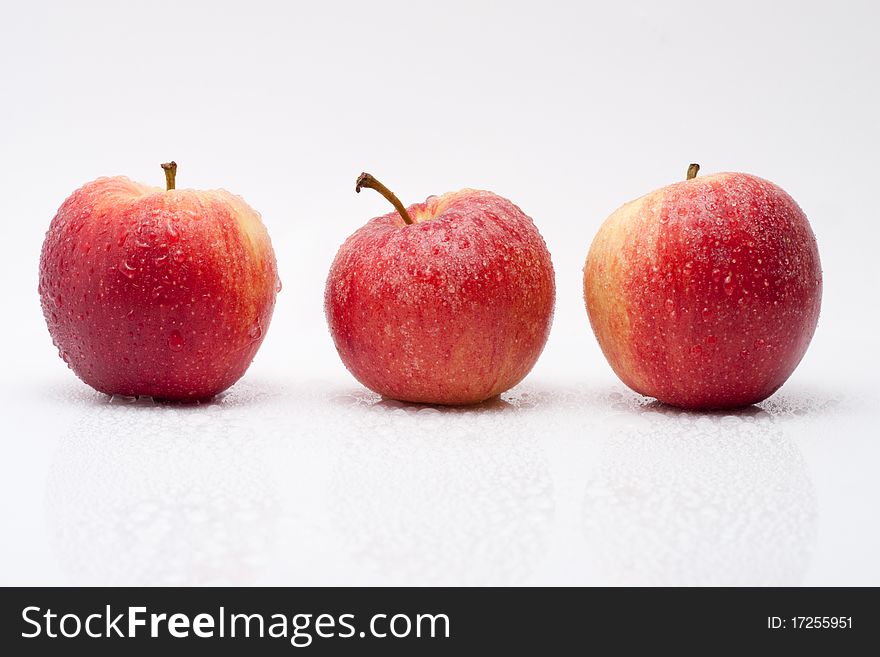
[325, 173, 555, 405]
[39, 162, 279, 401]
[584, 165, 822, 409]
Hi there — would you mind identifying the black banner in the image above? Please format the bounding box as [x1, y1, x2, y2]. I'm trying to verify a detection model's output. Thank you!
[1, 587, 874, 654]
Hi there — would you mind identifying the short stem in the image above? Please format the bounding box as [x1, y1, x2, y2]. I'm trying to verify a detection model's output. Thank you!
[355, 172, 413, 225]
[161, 161, 177, 190]
[687, 163, 700, 180]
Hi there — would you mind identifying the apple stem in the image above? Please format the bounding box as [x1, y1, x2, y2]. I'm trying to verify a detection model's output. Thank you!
[161, 161, 177, 191]
[687, 163, 700, 180]
[355, 173, 413, 225]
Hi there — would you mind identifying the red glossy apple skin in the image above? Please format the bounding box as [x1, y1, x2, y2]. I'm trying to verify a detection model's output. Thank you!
[325, 190, 555, 405]
[39, 176, 278, 400]
[584, 172, 821, 409]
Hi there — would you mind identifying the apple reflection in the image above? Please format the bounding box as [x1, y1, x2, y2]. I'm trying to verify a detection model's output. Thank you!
[581, 403, 817, 585]
[327, 393, 554, 585]
[46, 393, 279, 585]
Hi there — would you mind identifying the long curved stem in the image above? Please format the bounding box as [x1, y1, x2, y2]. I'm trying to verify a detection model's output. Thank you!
[355, 172, 413, 225]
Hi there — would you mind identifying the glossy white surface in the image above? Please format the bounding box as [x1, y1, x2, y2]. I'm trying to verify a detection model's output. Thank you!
[1, 0, 878, 586]
[2, 365, 877, 586]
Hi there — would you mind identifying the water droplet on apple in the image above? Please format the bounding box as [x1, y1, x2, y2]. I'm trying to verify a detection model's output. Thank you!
[723, 273, 734, 295]
[168, 330, 184, 351]
[754, 338, 765, 349]
[740, 348, 750, 358]
[247, 322, 262, 342]
[275, 277, 283, 293]
[691, 344, 703, 356]
[118, 259, 137, 278]
[172, 248, 186, 264]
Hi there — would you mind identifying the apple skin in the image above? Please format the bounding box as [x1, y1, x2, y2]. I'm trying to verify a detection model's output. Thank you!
[325, 189, 555, 405]
[584, 172, 821, 410]
[39, 176, 278, 401]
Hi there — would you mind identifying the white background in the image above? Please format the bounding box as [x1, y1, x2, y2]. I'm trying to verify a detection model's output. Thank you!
[1, 0, 877, 585]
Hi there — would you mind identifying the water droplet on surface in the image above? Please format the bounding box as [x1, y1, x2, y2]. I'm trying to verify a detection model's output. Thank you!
[691, 344, 702, 356]
[168, 330, 184, 351]
[118, 260, 137, 278]
[723, 274, 734, 295]
[275, 277, 283, 293]
[701, 307, 711, 319]
[248, 322, 262, 342]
